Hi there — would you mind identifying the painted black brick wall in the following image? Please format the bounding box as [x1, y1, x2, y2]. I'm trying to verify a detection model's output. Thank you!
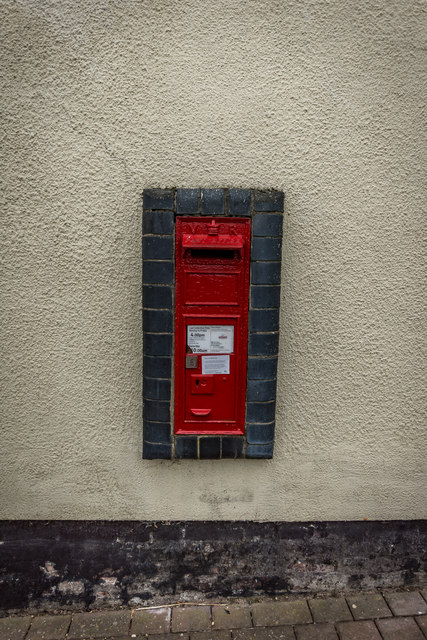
[142, 188, 284, 459]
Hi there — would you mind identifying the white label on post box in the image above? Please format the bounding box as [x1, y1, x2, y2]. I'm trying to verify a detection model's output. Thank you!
[202, 355, 230, 375]
[187, 325, 234, 354]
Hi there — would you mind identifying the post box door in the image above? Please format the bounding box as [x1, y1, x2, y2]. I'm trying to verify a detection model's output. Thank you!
[175, 217, 251, 435]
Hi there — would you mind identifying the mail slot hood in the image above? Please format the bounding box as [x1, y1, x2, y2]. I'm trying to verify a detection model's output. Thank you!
[182, 234, 243, 250]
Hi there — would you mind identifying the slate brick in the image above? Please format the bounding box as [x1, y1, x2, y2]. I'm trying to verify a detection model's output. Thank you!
[336, 620, 382, 640]
[143, 420, 172, 443]
[171, 606, 211, 632]
[143, 210, 174, 235]
[143, 189, 174, 210]
[212, 605, 252, 630]
[143, 377, 171, 401]
[221, 437, 244, 458]
[246, 422, 275, 445]
[176, 437, 198, 459]
[143, 399, 170, 422]
[249, 309, 279, 332]
[246, 443, 274, 459]
[143, 261, 174, 285]
[177, 188, 200, 213]
[346, 594, 392, 620]
[143, 441, 172, 459]
[143, 333, 173, 356]
[376, 616, 425, 640]
[247, 357, 278, 380]
[131, 607, 171, 635]
[143, 355, 172, 379]
[251, 262, 281, 285]
[251, 237, 282, 261]
[0, 617, 31, 640]
[253, 190, 284, 212]
[201, 189, 224, 214]
[199, 437, 221, 459]
[247, 379, 276, 402]
[308, 597, 352, 623]
[143, 236, 174, 260]
[294, 623, 338, 640]
[384, 591, 427, 616]
[246, 401, 276, 423]
[253, 214, 283, 237]
[143, 309, 173, 332]
[143, 285, 172, 309]
[68, 610, 131, 639]
[228, 188, 251, 216]
[233, 627, 295, 639]
[26, 615, 72, 640]
[251, 600, 312, 626]
[249, 333, 279, 356]
[251, 286, 281, 308]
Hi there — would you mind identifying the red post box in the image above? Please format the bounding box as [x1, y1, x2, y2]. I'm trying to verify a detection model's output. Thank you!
[175, 217, 251, 435]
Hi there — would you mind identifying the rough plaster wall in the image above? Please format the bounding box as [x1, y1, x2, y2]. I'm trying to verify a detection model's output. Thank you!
[1, 0, 426, 520]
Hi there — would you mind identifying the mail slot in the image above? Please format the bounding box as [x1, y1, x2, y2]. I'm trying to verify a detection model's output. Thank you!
[175, 217, 251, 435]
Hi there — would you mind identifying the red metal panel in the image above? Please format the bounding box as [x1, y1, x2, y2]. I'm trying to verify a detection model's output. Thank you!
[175, 217, 251, 435]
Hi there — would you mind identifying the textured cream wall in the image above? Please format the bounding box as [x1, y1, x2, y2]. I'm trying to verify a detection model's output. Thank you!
[1, 0, 426, 520]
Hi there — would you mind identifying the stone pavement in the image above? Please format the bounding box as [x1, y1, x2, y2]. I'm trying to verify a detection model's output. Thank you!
[0, 589, 427, 640]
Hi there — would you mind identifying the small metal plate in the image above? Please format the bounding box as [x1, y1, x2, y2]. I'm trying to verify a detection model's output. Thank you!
[186, 354, 198, 369]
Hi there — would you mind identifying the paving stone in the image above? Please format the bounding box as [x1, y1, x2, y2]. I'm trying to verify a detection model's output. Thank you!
[346, 593, 392, 620]
[0, 616, 31, 640]
[232, 627, 295, 639]
[212, 605, 251, 630]
[147, 634, 189, 640]
[191, 631, 231, 640]
[294, 623, 338, 640]
[376, 616, 425, 640]
[308, 598, 352, 623]
[384, 590, 427, 616]
[26, 615, 71, 640]
[131, 607, 171, 635]
[421, 589, 427, 603]
[416, 614, 427, 635]
[68, 610, 131, 639]
[251, 600, 312, 626]
[336, 620, 382, 640]
[171, 607, 211, 633]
